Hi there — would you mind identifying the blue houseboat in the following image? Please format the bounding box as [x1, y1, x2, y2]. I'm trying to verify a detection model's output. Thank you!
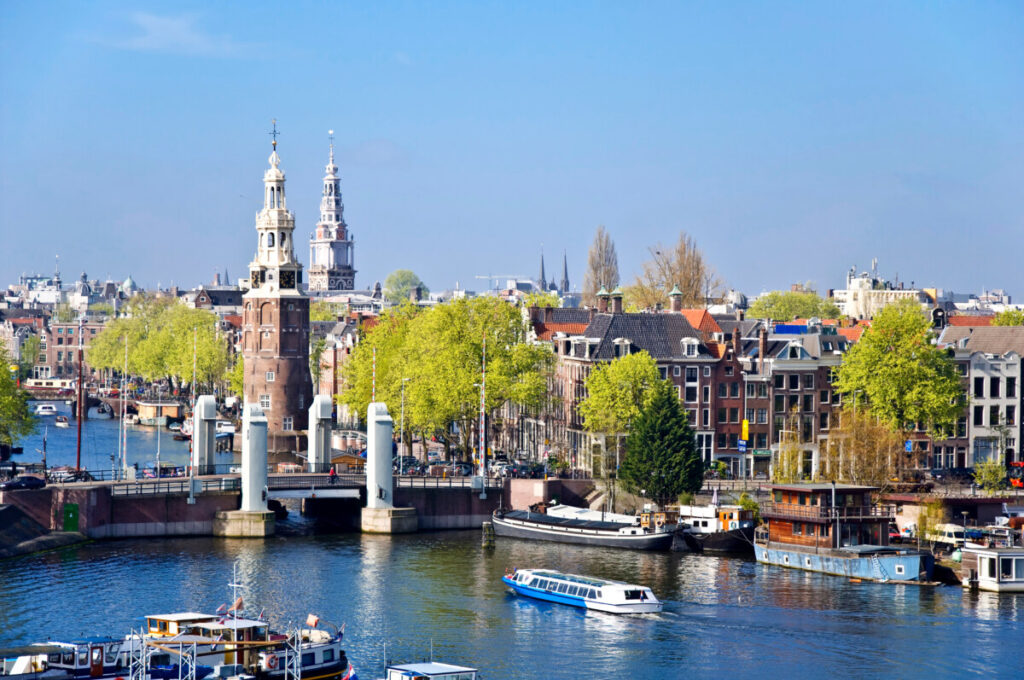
[753, 483, 934, 582]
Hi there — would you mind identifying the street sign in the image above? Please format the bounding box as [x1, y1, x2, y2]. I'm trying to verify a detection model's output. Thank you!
[738, 440, 747, 453]
[905, 440, 913, 453]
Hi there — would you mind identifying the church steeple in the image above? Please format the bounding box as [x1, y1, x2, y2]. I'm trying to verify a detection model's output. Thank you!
[538, 250, 547, 291]
[560, 251, 569, 294]
[308, 129, 356, 291]
[249, 121, 301, 292]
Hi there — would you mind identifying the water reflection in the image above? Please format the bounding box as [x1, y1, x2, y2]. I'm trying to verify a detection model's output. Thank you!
[1, 532, 1022, 679]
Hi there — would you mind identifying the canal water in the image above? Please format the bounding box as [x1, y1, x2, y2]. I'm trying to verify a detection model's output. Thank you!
[0, 530, 1019, 679]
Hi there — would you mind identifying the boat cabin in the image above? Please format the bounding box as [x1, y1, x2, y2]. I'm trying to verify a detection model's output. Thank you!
[760, 483, 892, 549]
[31, 639, 129, 678]
[382, 662, 478, 680]
[961, 546, 1024, 593]
[676, 504, 755, 533]
[136, 401, 183, 424]
[639, 508, 678, 531]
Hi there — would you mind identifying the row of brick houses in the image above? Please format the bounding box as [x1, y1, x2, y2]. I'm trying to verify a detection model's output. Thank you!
[498, 295, 1023, 479]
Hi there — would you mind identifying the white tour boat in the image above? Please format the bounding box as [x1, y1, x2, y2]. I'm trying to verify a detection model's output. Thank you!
[33, 404, 58, 417]
[502, 568, 663, 614]
[377, 662, 478, 680]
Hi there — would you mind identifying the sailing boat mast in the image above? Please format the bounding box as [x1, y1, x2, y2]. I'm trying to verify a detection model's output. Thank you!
[75, 315, 84, 471]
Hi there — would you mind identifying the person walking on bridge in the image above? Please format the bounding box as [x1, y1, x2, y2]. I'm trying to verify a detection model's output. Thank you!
[328, 467, 337, 485]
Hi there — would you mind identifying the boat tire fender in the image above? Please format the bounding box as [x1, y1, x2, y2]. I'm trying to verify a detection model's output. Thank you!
[729, 521, 738, 530]
[266, 655, 278, 670]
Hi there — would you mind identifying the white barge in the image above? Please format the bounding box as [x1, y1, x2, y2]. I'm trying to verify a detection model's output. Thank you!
[491, 504, 676, 550]
[501, 568, 662, 614]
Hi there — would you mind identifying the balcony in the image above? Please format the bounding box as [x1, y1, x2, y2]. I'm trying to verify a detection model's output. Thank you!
[762, 502, 894, 522]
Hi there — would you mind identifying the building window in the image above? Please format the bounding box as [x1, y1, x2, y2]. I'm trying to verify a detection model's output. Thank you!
[991, 377, 1000, 398]
[659, 367, 668, 379]
[729, 407, 739, 423]
[990, 405, 999, 426]
[774, 395, 785, 412]
[728, 433, 738, 448]
[719, 383, 728, 398]
[803, 374, 814, 389]
[702, 385, 710, 403]
[793, 522, 803, 536]
[1008, 405, 1016, 426]
[745, 408, 754, 422]
[686, 343, 697, 357]
[686, 367, 698, 382]
[703, 366, 711, 377]
[974, 377, 984, 398]
[803, 394, 814, 411]
[685, 386, 697, 402]
[730, 382, 740, 398]
[774, 374, 784, 389]
[266, 371, 275, 382]
[820, 390, 829, 404]
[1008, 377, 1017, 398]
[702, 409, 710, 427]
[673, 366, 681, 377]
[820, 412, 829, 430]
[57, 351, 63, 361]
[283, 416, 293, 431]
[757, 408, 767, 424]
[789, 375, 799, 390]
[717, 433, 726, 449]
[259, 394, 271, 409]
[717, 408, 727, 423]
[725, 366, 734, 376]
[746, 383, 756, 398]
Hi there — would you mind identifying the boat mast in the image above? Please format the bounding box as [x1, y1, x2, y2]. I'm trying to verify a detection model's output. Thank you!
[122, 335, 128, 477]
[75, 315, 84, 471]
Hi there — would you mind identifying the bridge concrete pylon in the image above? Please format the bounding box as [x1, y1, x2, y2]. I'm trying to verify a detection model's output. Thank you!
[214, 403, 275, 537]
[308, 395, 333, 473]
[192, 395, 217, 474]
[361, 401, 417, 533]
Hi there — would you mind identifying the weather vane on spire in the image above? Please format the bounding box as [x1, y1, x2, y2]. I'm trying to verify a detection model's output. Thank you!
[269, 118, 280, 149]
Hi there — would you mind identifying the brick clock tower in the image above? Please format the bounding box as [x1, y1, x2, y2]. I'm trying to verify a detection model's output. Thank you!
[242, 130, 312, 439]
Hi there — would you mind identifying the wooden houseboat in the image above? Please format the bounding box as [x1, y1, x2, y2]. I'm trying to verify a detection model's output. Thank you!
[754, 483, 934, 582]
[135, 402, 183, 427]
[960, 546, 1024, 593]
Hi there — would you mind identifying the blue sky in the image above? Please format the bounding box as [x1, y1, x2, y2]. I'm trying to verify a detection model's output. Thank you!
[2, 2, 1021, 298]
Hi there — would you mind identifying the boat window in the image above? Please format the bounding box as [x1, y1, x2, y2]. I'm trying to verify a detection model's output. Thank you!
[1001, 558, 1014, 580]
[78, 652, 88, 666]
[152, 654, 170, 667]
[528, 578, 539, 587]
[106, 649, 118, 663]
[92, 648, 102, 664]
[589, 589, 597, 599]
[556, 583, 569, 593]
[624, 590, 643, 600]
[48, 654, 61, 664]
[1015, 558, 1024, 580]
[322, 649, 334, 663]
[62, 652, 74, 665]
[567, 586, 578, 596]
[302, 653, 315, 666]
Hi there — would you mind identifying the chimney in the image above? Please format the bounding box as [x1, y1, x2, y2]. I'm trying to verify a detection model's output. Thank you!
[669, 285, 683, 313]
[544, 305, 553, 322]
[596, 286, 609, 313]
[610, 287, 623, 314]
[588, 307, 595, 324]
[758, 325, 768, 375]
[732, 330, 741, 358]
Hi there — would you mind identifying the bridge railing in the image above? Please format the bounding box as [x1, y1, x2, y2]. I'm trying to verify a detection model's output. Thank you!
[110, 478, 240, 496]
[397, 476, 504, 490]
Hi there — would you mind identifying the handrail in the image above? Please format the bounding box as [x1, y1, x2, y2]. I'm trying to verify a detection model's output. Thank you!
[761, 502, 894, 520]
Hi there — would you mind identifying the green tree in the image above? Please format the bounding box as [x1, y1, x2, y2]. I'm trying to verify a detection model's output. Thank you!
[310, 300, 346, 322]
[974, 460, 1006, 494]
[53, 302, 77, 322]
[88, 302, 115, 317]
[737, 492, 761, 523]
[833, 299, 963, 436]
[991, 309, 1024, 326]
[578, 352, 661, 475]
[383, 269, 428, 305]
[521, 291, 560, 309]
[619, 380, 702, 506]
[0, 348, 35, 447]
[747, 290, 841, 321]
[17, 335, 41, 380]
[821, 406, 905, 491]
[310, 337, 327, 387]
[227, 356, 244, 396]
[624, 231, 724, 311]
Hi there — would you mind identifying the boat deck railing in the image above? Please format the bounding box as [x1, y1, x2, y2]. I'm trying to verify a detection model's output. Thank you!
[761, 502, 895, 521]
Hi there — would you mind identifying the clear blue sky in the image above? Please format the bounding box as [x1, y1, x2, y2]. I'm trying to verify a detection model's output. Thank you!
[2, 2, 1021, 298]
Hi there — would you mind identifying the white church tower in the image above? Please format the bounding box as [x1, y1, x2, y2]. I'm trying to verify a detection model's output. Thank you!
[308, 131, 356, 291]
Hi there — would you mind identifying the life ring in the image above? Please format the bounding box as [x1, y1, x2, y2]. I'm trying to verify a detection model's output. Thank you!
[266, 655, 279, 670]
[656, 520, 665, 528]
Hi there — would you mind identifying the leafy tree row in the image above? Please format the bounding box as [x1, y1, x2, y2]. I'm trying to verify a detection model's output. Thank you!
[338, 297, 552, 459]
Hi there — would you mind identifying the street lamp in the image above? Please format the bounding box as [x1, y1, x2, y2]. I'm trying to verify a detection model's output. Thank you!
[400, 378, 410, 476]
[961, 511, 969, 549]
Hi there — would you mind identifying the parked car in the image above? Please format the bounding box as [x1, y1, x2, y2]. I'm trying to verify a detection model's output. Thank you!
[0, 475, 47, 491]
[452, 462, 474, 477]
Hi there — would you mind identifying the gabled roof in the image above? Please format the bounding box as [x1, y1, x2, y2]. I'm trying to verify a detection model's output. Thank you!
[536, 322, 588, 341]
[938, 326, 1024, 355]
[837, 326, 864, 342]
[678, 309, 722, 339]
[580, 312, 702, 361]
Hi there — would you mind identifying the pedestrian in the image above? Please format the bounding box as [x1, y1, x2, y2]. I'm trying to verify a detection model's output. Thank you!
[328, 467, 337, 485]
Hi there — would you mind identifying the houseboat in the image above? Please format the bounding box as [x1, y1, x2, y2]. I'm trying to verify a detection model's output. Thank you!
[673, 502, 755, 554]
[377, 662, 478, 680]
[753, 483, 934, 582]
[135, 402, 184, 427]
[491, 503, 676, 550]
[502, 568, 662, 614]
[960, 546, 1024, 593]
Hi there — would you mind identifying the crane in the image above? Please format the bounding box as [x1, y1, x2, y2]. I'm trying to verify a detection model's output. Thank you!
[474, 274, 526, 291]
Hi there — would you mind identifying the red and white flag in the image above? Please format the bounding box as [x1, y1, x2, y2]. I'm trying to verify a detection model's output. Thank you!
[216, 604, 228, 613]
[227, 597, 243, 612]
[305, 614, 319, 628]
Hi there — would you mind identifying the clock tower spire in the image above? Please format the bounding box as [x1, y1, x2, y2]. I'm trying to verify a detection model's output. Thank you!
[242, 122, 312, 444]
[308, 129, 356, 291]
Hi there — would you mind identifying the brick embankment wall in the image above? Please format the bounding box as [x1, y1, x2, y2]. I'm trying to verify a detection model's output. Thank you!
[0, 503, 86, 559]
[395, 484, 507, 530]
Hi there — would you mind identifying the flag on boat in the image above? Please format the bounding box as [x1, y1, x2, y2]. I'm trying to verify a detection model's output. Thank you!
[711, 487, 719, 506]
[216, 603, 228, 613]
[306, 614, 319, 628]
[228, 597, 243, 612]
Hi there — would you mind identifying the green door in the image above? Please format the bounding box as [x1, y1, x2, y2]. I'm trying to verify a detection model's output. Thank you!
[62, 503, 79, 532]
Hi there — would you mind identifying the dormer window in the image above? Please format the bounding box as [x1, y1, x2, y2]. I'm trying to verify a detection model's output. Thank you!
[682, 338, 698, 357]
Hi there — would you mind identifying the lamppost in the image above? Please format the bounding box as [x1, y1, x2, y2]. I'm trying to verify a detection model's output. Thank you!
[400, 377, 410, 476]
[961, 511, 969, 549]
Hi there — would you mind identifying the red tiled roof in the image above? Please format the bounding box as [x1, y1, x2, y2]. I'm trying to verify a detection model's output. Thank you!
[706, 341, 727, 359]
[679, 309, 722, 338]
[793, 318, 840, 326]
[536, 322, 588, 341]
[837, 327, 864, 342]
[223, 314, 242, 327]
[947, 315, 993, 327]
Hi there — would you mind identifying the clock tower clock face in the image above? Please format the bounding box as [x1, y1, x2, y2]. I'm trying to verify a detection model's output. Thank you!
[280, 270, 296, 289]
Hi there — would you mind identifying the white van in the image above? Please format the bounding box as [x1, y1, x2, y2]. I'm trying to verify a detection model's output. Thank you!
[928, 523, 965, 548]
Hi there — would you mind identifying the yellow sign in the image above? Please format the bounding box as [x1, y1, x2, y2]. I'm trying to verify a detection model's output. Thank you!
[741, 419, 749, 441]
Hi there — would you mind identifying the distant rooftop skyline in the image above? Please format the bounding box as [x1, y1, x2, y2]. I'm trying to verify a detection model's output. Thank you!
[2, 2, 1021, 297]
